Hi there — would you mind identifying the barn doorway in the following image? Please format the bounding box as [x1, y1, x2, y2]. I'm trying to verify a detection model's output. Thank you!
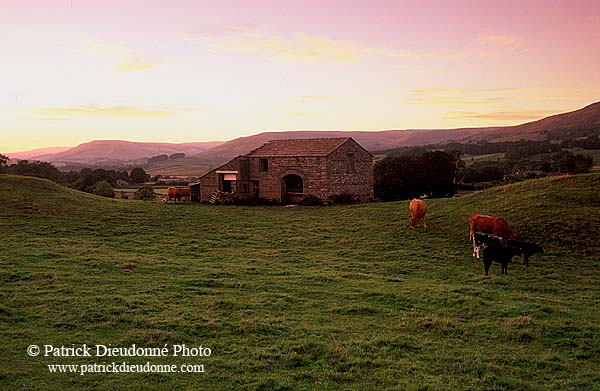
[282, 174, 303, 203]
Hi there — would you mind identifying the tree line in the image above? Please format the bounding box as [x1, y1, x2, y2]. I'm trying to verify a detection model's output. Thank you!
[373, 147, 594, 201]
[0, 155, 151, 197]
[2, 144, 595, 203]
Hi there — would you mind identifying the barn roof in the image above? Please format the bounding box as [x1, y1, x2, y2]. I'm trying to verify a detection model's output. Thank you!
[246, 137, 353, 157]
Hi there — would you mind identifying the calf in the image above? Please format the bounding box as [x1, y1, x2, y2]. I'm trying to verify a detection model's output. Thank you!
[507, 239, 544, 267]
[475, 233, 520, 276]
[472, 234, 485, 259]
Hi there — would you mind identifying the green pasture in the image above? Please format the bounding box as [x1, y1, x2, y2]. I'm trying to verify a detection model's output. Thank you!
[1, 174, 599, 390]
[116, 187, 169, 195]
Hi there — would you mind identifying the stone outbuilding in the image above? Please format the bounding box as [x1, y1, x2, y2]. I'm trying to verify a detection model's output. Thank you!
[197, 137, 373, 203]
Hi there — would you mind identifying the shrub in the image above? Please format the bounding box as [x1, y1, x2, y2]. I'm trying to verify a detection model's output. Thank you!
[329, 193, 358, 205]
[134, 185, 155, 201]
[94, 180, 114, 198]
[299, 195, 323, 206]
[129, 167, 150, 184]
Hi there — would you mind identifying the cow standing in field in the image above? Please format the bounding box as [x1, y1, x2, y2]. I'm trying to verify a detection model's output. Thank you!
[474, 233, 543, 275]
[167, 187, 177, 202]
[507, 239, 544, 267]
[176, 188, 190, 202]
[409, 199, 427, 228]
[474, 233, 515, 275]
[167, 187, 191, 202]
[469, 214, 518, 258]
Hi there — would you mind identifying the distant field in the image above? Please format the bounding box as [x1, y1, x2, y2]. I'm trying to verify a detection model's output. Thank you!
[462, 153, 505, 165]
[146, 165, 212, 176]
[144, 157, 215, 177]
[572, 149, 600, 170]
[1, 174, 599, 390]
[117, 187, 169, 195]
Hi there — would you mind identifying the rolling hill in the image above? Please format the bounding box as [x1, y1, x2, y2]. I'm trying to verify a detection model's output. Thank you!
[0, 173, 598, 390]
[4, 101, 598, 170]
[3, 140, 226, 166]
[4, 146, 72, 161]
[195, 101, 600, 164]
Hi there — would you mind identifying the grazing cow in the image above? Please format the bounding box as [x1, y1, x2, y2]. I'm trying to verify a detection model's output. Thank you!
[475, 233, 519, 275]
[507, 239, 544, 267]
[166, 187, 190, 202]
[469, 214, 518, 241]
[167, 187, 177, 202]
[472, 234, 485, 259]
[409, 199, 427, 228]
[176, 188, 190, 202]
[475, 233, 543, 275]
[469, 214, 518, 257]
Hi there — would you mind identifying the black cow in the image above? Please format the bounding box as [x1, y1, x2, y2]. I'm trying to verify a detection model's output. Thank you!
[507, 239, 544, 267]
[474, 233, 544, 275]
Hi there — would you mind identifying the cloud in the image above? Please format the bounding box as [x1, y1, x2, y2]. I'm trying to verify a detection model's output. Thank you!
[444, 34, 524, 60]
[114, 59, 159, 72]
[184, 22, 258, 38]
[76, 39, 160, 73]
[298, 95, 337, 100]
[477, 34, 522, 46]
[31, 106, 175, 118]
[188, 27, 418, 64]
[5, 28, 160, 73]
[410, 96, 508, 105]
[20, 117, 69, 121]
[287, 110, 325, 118]
[446, 110, 556, 121]
[408, 87, 514, 105]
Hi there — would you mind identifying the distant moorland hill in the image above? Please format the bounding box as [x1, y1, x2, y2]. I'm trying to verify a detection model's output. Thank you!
[15, 140, 226, 166]
[194, 101, 600, 164]
[4, 101, 599, 170]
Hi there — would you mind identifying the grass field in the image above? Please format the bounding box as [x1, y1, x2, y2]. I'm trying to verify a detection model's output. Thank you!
[117, 187, 170, 195]
[1, 174, 599, 390]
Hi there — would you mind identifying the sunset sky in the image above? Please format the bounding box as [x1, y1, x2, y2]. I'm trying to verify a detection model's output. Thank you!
[2, 0, 600, 152]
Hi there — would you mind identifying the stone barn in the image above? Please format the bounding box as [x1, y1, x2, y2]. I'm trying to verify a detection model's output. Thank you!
[198, 137, 373, 203]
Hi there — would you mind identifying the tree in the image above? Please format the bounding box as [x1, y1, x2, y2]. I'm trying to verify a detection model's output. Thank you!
[374, 151, 458, 201]
[0, 154, 8, 171]
[129, 167, 150, 184]
[4, 160, 62, 181]
[557, 152, 594, 174]
[134, 185, 155, 201]
[94, 180, 114, 198]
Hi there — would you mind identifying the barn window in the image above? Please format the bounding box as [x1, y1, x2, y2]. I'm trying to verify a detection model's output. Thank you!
[346, 153, 355, 173]
[260, 158, 269, 172]
[219, 173, 236, 193]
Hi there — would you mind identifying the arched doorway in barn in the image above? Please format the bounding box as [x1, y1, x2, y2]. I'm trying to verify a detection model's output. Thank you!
[282, 174, 303, 203]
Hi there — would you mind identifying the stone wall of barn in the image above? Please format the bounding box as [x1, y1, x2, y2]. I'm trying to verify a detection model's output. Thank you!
[247, 156, 328, 202]
[325, 140, 374, 201]
[199, 139, 374, 203]
[199, 158, 241, 202]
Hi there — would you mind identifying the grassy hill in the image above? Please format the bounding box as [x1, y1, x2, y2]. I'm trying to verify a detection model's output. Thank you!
[0, 174, 598, 390]
[194, 102, 600, 165]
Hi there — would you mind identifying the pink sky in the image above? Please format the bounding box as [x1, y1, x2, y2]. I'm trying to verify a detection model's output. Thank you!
[1, 0, 599, 152]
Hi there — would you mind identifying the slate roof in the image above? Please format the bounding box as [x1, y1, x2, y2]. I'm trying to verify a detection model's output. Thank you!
[246, 137, 352, 157]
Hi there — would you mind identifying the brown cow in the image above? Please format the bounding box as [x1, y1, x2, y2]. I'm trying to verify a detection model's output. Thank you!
[409, 199, 427, 228]
[469, 214, 518, 258]
[176, 188, 190, 202]
[167, 187, 177, 202]
[166, 187, 190, 202]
